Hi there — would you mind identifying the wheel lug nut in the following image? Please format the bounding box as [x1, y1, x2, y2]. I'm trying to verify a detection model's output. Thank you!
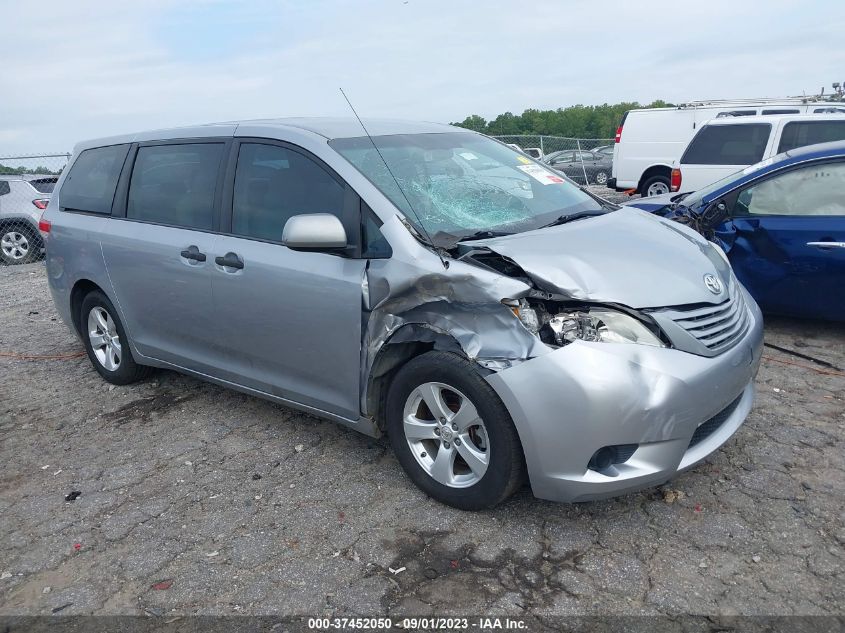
[451, 423, 457, 431]
[434, 427, 441, 435]
[443, 441, 450, 449]
[439, 417, 446, 424]
[454, 438, 461, 446]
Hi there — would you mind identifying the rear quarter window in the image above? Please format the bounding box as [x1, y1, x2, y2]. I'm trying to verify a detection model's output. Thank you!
[29, 178, 57, 194]
[681, 123, 771, 165]
[60, 145, 130, 214]
[778, 120, 845, 153]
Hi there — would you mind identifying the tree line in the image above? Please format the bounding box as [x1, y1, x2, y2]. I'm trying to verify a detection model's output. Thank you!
[452, 100, 674, 138]
[0, 164, 63, 176]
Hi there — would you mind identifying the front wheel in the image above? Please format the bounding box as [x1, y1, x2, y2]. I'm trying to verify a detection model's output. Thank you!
[386, 351, 525, 510]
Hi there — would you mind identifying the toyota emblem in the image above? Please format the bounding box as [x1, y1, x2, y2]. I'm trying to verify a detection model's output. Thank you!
[703, 274, 723, 295]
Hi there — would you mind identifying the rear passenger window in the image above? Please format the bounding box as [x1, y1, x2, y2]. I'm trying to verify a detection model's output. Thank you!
[61, 144, 130, 214]
[30, 178, 57, 194]
[777, 120, 845, 153]
[232, 143, 345, 242]
[681, 124, 770, 165]
[0, 181, 10, 196]
[127, 143, 223, 230]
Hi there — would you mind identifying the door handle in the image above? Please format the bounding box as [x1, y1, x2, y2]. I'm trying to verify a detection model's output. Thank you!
[180, 246, 206, 262]
[215, 252, 244, 270]
[806, 241, 845, 249]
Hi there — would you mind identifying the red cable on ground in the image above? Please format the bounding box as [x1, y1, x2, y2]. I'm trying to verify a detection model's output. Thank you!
[762, 355, 845, 378]
[0, 350, 86, 360]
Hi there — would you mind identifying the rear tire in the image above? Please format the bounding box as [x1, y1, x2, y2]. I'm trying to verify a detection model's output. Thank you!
[0, 224, 41, 265]
[80, 290, 152, 385]
[386, 351, 525, 510]
[594, 171, 609, 185]
[641, 175, 670, 198]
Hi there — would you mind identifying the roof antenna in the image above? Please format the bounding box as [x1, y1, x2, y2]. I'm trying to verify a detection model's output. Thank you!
[339, 87, 449, 269]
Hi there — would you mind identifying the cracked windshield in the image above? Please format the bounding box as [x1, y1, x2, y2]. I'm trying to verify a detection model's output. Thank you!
[330, 132, 604, 244]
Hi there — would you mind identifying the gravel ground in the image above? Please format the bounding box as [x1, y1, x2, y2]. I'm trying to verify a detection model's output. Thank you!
[0, 262, 843, 620]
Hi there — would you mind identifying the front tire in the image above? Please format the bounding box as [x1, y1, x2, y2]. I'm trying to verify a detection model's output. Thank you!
[80, 290, 152, 385]
[386, 351, 525, 510]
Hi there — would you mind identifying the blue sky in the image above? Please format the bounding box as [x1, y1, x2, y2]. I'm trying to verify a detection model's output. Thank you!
[1, 0, 844, 154]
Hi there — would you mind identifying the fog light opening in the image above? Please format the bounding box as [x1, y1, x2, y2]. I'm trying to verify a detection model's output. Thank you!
[588, 444, 638, 475]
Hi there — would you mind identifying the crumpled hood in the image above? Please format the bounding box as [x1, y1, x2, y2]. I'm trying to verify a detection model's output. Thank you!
[474, 208, 732, 309]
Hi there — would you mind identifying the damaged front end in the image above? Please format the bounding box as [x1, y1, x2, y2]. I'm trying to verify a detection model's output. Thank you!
[360, 249, 552, 427]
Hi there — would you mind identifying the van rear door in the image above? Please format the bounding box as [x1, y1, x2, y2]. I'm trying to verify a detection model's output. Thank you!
[101, 140, 228, 373]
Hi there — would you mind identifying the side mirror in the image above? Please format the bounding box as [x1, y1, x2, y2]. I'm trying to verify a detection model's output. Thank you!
[700, 200, 729, 229]
[282, 213, 347, 250]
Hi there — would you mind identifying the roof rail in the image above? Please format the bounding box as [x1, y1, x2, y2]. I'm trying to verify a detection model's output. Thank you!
[677, 96, 832, 108]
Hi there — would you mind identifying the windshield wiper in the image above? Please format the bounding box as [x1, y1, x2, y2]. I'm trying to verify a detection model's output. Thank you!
[456, 229, 514, 242]
[538, 209, 605, 229]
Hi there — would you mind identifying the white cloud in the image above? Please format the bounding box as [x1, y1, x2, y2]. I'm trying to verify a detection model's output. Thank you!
[0, 0, 843, 154]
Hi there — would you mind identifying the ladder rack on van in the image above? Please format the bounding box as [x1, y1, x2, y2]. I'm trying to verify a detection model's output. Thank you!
[677, 96, 836, 109]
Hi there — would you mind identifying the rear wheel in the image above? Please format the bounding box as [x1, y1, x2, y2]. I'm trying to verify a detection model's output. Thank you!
[80, 290, 152, 385]
[641, 175, 670, 197]
[0, 224, 41, 265]
[593, 171, 609, 185]
[386, 351, 525, 510]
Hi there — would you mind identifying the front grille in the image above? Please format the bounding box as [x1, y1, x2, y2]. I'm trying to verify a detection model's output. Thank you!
[668, 288, 749, 354]
[688, 394, 743, 449]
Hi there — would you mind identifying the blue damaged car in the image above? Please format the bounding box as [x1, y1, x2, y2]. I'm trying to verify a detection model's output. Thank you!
[625, 141, 845, 321]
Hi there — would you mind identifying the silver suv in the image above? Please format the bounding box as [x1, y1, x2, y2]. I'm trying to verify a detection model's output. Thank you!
[44, 119, 763, 509]
[0, 176, 55, 264]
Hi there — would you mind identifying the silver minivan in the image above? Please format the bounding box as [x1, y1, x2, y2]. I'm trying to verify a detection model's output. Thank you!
[44, 118, 763, 509]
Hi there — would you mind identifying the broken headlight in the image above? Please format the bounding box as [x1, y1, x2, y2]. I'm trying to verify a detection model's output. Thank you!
[547, 308, 664, 347]
[506, 300, 664, 348]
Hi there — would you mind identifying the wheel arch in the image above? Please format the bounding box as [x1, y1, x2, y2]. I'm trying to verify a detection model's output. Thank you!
[70, 279, 106, 338]
[365, 324, 472, 429]
[637, 164, 672, 193]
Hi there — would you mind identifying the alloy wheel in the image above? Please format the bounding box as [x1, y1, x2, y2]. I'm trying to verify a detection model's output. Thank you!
[1, 231, 30, 261]
[87, 306, 122, 371]
[402, 382, 490, 488]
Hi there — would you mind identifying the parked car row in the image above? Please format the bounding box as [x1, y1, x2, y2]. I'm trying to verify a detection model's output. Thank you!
[609, 98, 845, 196]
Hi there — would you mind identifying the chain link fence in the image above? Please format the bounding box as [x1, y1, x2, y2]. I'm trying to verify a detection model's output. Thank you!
[492, 135, 615, 186]
[0, 154, 69, 266]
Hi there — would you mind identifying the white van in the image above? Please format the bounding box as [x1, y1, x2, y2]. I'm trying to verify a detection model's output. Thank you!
[672, 113, 845, 193]
[609, 99, 845, 197]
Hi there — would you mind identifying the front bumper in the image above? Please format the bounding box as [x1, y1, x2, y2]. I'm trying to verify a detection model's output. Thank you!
[485, 298, 763, 503]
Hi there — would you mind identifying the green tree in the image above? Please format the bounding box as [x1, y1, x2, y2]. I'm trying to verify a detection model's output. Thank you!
[457, 114, 487, 132]
[452, 100, 674, 138]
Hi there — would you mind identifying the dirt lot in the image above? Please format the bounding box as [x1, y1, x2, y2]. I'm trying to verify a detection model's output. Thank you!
[0, 262, 843, 620]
